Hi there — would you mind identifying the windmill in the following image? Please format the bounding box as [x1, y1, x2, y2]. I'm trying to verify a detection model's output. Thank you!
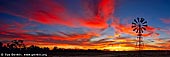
[132, 17, 147, 50]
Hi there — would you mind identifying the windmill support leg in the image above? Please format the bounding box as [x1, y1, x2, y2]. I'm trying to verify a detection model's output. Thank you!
[137, 36, 143, 57]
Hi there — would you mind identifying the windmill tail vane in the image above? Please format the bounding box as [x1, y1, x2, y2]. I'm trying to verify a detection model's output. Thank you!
[132, 17, 147, 50]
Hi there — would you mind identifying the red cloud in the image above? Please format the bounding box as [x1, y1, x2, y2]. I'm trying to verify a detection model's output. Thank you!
[160, 18, 170, 24]
[81, 0, 115, 28]
[0, 0, 115, 29]
[1, 0, 169, 50]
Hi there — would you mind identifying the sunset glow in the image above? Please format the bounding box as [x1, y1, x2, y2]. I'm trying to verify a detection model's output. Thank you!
[0, 0, 170, 51]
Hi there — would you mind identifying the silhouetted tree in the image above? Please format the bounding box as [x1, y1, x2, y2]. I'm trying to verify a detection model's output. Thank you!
[53, 47, 58, 50]
[7, 40, 25, 49]
[0, 42, 3, 52]
[43, 47, 50, 53]
[7, 42, 17, 48]
[44, 47, 49, 51]
[0, 42, 3, 48]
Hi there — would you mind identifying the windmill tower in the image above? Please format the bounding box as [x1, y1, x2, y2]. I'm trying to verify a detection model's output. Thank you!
[132, 17, 147, 50]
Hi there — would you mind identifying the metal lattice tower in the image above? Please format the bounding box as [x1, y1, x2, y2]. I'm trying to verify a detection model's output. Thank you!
[132, 17, 147, 50]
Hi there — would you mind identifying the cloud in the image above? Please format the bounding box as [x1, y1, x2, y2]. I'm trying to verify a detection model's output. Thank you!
[0, 31, 22, 38]
[0, 0, 74, 26]
[160, 18, 170, 24]
[0, 0, 116, 29]
[1, 0, 170, 50]
[0, 29, 97, 46]
[0, 0, 117, 48]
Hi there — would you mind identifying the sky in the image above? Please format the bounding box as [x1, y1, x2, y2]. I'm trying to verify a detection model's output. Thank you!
[0, 0, 170, 51]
